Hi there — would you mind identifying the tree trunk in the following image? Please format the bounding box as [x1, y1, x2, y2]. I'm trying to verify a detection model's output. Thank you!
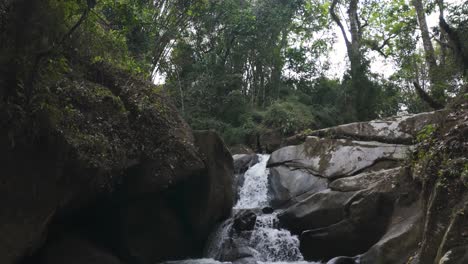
[330, 0, 368, 120]
[412, 0, 447, 108]
[437, 0, 468, 76]
[412, 0, 438, 81]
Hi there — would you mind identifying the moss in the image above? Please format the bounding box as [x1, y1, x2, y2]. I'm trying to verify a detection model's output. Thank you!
[416, 124, 436, 143]
[461, 163, 468, 188]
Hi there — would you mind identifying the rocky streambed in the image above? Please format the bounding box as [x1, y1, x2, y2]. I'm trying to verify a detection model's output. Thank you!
[1, 83, 467, 264]
[165, 107, 468, 264]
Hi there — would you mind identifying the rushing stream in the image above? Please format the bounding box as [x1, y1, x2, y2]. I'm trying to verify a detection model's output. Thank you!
[165, 155, 320, 264]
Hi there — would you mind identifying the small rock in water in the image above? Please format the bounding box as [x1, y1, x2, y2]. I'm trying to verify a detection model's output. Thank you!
[219, 237, 257, 262]
[233, 210, 257, 233]
[326, 256, 357, 264]
[262, 207, 274, 214]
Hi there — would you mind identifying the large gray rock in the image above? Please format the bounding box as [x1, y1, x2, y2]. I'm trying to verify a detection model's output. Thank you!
[294, 167, 415, 262]
[359, 202, 423, 264]
[34, 235, 123, 264]
[278, 189, 357, 234]
[0, 66, 206, 264]
[218, 238, 257, 262]
[115, 131, 234, 263]
[233, 154, 259, 174]
[307, 110, 447, 144]
[327, 256, 358, 264]
[299, 191, 390, 261]
[268, 166, 328, 208]
[232, 210, 257, 233]
[269, 137, 410, 179]
[329, 168, 402, 192]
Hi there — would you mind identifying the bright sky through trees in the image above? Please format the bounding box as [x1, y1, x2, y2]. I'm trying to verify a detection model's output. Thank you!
[329, 0, 465, 79]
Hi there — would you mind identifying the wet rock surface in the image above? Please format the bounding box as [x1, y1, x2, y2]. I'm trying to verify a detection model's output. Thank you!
[232, 210, 257, 233]
[266, 108, 468, 263]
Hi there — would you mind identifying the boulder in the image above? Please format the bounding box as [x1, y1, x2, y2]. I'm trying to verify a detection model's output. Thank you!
[259, 129, 283, 153]
[268, 166, 328, 208]
[327, 256, 358, 264]
[233, 154, 259, 174]
[0, 66, 206, 264]
[32, 235, 122, 264]
[291, 167, 414, 261]
[0, 65, 234, 264]
[359, 202, 422, 264]
[329, 168, 402, 192]
[230, 145, 255, 155]
[218, 238, 257, 262]
[295, 110, 448, 144]
[192, 131, 234, 237]
[268, 137, 410, 179]
[278, 189, 357, 234]
[262, 207, 274, 214]
[232, 210, 257, 233]
[115, 130, 234, 263]
[115, 195, 197, 263]
[299, 192, 390, 261]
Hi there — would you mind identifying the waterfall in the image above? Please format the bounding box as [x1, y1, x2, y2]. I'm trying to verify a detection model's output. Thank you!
[250, 214, 303, 262]
[234, 154, 271, 209]
[166, 154, 320, 264]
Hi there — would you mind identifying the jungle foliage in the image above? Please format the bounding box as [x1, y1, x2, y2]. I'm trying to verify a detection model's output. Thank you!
[1, 0, 467, 147]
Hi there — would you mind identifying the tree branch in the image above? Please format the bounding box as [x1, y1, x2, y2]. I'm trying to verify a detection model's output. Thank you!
[413, 81, 444, 109]
[437, 0, 468, 75]
[369, 34, 398, 58]
[330, 0, 351, 48]
[25, 2, 91, 102]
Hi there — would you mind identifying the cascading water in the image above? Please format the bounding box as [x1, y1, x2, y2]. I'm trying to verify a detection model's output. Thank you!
[234, 155, 271, 209]
[250, 214, 303, 262]
[165, 154, 320, 264]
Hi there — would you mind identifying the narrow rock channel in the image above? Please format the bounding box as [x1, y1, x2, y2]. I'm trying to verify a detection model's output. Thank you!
[164, 154, 319, 264]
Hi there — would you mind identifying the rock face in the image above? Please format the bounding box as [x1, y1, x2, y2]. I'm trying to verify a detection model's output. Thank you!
[31, 235, 123, 264]
[268, 166, 328, 208]
[233, 154, 259, 174]
[267, 107, 468, 264]
[232, 210, 257, 233]
[267, 136, 410, 208]
[408, 106, 468, 264]
[286, 110, 448, 145]
[269, 136, 410, 179]
[0, 66, 234, 264]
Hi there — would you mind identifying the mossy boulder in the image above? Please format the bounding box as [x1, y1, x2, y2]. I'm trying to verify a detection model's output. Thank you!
[0, 65, 233, 264]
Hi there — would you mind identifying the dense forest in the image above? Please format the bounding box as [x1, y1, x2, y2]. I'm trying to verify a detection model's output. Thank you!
[1, 1, 468, 264]
[1, 0, 467, 148]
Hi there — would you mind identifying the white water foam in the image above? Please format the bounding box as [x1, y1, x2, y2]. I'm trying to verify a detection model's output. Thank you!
[234, 154, 271, 209]
[250, 214, 303, 262]
[171, 154, 321, 264]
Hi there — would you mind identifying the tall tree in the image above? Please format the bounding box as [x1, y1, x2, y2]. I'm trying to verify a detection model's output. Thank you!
[411, 0, 447, 108]
[329, 0, 378, 121]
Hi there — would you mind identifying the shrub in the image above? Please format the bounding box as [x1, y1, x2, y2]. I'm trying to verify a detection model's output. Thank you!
[263, 101, 315, 136]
